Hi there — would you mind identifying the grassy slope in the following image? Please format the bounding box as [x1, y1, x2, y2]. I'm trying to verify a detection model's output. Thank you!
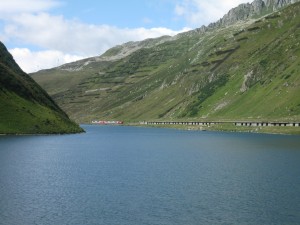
[0, 91, 83, 134]
[0, 42, 83, 134]
[31, 3, 300, 132]
[198, 10, 300, 122]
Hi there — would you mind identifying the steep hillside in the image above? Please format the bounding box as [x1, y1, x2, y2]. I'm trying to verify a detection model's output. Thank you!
[0, 42, 83, 134]
[209, 0, 300, 28]
[31, 1, 300, 125]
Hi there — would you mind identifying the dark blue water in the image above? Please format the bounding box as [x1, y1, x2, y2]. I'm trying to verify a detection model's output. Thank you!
[0, 125, 300, 225]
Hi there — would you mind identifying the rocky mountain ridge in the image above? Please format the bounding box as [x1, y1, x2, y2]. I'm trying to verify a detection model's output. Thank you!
[58, 35, 175, 72]
[208, 0, 300, 28]
[54, 0, 300, 73]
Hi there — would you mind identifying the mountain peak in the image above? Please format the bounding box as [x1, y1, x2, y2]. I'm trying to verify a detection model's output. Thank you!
[207, 0, 299, 29]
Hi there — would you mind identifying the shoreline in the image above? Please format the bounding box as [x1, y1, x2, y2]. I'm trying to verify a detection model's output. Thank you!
[0, 129, 85, 136]
[2, 123, 299, 136]
[128, 122, 300, 135]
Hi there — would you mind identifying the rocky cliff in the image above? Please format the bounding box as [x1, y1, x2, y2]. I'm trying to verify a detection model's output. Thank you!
[208, 0, 300, 28]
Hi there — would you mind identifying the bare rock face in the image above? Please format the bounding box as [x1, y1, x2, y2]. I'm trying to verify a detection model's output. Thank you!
[264, 0, 299, 10]
[252, 0, 265, 14]
[208, 0, 299, 29]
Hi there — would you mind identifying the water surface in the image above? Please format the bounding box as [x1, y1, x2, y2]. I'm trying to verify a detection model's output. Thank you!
[0, 125, 300, 224]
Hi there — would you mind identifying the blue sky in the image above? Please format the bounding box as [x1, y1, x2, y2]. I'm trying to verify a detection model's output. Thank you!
[0, 0, 250, 72]
[55, 0, 186, 29]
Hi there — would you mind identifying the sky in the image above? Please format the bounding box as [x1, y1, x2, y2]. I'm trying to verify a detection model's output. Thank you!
[0, 0, 250, 73]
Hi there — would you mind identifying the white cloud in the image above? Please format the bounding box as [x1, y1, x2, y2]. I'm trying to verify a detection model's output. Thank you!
[0, 0, 190, 73]
[175, 0, 250, 26]
[4, 13, 188, 56]
[0, 0, 61, 15]
[2, 12, 189, 73]
[9, 48, 84, 73]
[1, 0, 251, 73]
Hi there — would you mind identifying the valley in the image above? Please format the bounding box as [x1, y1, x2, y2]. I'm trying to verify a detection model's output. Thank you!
[31, 1, 300, 134]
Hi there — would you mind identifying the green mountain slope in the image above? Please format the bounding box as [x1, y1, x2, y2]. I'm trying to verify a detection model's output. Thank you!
[0, 42, 83, 134]
[31, 2, 300, 126]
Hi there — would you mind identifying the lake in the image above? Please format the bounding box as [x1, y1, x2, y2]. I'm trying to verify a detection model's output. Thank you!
[0, 125, 300, 225]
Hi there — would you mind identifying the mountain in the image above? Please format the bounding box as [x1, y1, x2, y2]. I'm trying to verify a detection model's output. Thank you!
[0, 41, 83, 134]
[31, 1, 300, 129]
[208, 0, 300, 28]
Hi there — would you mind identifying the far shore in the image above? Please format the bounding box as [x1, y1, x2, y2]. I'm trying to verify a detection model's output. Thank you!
[125, 122, 300, 135]
[81, 121, 300, 135]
